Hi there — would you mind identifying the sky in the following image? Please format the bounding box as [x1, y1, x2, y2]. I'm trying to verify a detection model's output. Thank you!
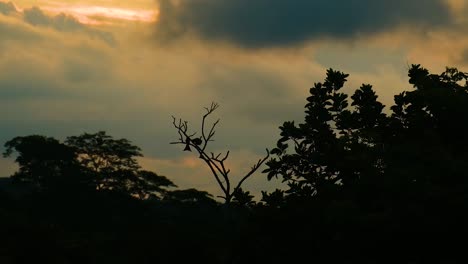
[1, 0, 468, 198]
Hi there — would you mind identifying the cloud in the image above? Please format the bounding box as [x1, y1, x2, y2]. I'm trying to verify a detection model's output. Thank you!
[42, 5, 157, 25]
[155, 0, 453, 48]
[0, 3, 122, 149]
[24, 6, 83, 30]
[1, 0, 467, 197]
[0, 1, 17, 15]
[24, 6, 115, 45]
[0, 2, 115, 45]
[459, 49, 468, 66]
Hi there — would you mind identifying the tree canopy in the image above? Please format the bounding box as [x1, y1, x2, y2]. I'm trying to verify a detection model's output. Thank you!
[263, 64, 468, 211]
[1, 64, 468, 263]
[3, 135, 81, 189]
[3, 132, 177, 199]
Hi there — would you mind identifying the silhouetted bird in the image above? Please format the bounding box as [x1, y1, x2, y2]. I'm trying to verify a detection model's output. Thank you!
[192, 137, 202, 146]
[184, 137, 191, 152]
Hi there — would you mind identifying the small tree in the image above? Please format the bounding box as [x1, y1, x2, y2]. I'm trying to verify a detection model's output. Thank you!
[171, 102, 269, 205]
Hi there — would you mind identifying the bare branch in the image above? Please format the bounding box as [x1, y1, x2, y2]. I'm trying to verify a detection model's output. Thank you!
[200, 156, 228, 195]
[201, 103, 220, 151]
[219, 161, 231, 195]
[233, 149, 270, 194]
[171, 103, 268, 205]
[221, 151, 230, 162]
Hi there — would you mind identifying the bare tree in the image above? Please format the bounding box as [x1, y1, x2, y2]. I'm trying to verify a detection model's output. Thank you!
[171, 102, 269, 205]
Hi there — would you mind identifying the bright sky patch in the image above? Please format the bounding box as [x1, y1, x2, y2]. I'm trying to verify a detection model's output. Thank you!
[42, 4, 157, 24]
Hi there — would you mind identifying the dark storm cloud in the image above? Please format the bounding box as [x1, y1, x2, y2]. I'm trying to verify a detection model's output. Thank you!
[156, 0, 452, 48]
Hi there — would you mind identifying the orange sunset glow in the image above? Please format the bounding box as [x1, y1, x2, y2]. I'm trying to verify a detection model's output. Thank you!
[1, 0, 468, 197]
[2, 0, 468, 262]
[42, 5, 158, 24]
[11, 0, 158, 24]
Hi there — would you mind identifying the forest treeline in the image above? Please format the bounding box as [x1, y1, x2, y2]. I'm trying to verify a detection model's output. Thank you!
[1, 64, 468, 263]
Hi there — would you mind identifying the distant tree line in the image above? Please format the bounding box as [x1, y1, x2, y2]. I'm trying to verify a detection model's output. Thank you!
[2, 131, 215, 203]
[1, 64, 467, 263]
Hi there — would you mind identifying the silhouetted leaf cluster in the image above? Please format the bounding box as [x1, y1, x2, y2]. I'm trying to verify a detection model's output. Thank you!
[255, 64, 468, 263]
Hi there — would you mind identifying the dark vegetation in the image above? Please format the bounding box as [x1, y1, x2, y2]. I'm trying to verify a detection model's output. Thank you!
[1, 64, 467, 263]
[171, 102, 269, 205]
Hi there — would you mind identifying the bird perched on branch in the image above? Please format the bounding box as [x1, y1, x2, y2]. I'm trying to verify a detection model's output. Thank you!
[192, 137, 203, 146]
[184, 137, 191, 151]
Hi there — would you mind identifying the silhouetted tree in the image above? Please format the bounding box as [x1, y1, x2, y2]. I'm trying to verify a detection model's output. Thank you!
[64, 131, 177, 199]
[263, 69, 364, 201]
[132, 170, 177, 199]
[3, 135, 84, 190]
[257, 65, 468, 260]
[232, 188, 255, 207]
[3, 132, 176, 199]
[4, 64, 468, 264]
[264, 65, 468, 208]
[65, 131, 141, 188]
[383, 65, 468, 210]
[164, 188, 217, 205]
[171, 102, 269, 205]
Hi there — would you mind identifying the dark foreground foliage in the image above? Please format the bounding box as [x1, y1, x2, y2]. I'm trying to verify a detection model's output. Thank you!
[1, 65, 468, 263]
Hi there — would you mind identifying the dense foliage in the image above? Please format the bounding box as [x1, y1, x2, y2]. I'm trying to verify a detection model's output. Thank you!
[1, 65, 468, 263]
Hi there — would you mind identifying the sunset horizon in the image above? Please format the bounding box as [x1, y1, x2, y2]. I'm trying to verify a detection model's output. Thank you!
[2, 1, 468, 263]
[1, 0, 468, 198]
